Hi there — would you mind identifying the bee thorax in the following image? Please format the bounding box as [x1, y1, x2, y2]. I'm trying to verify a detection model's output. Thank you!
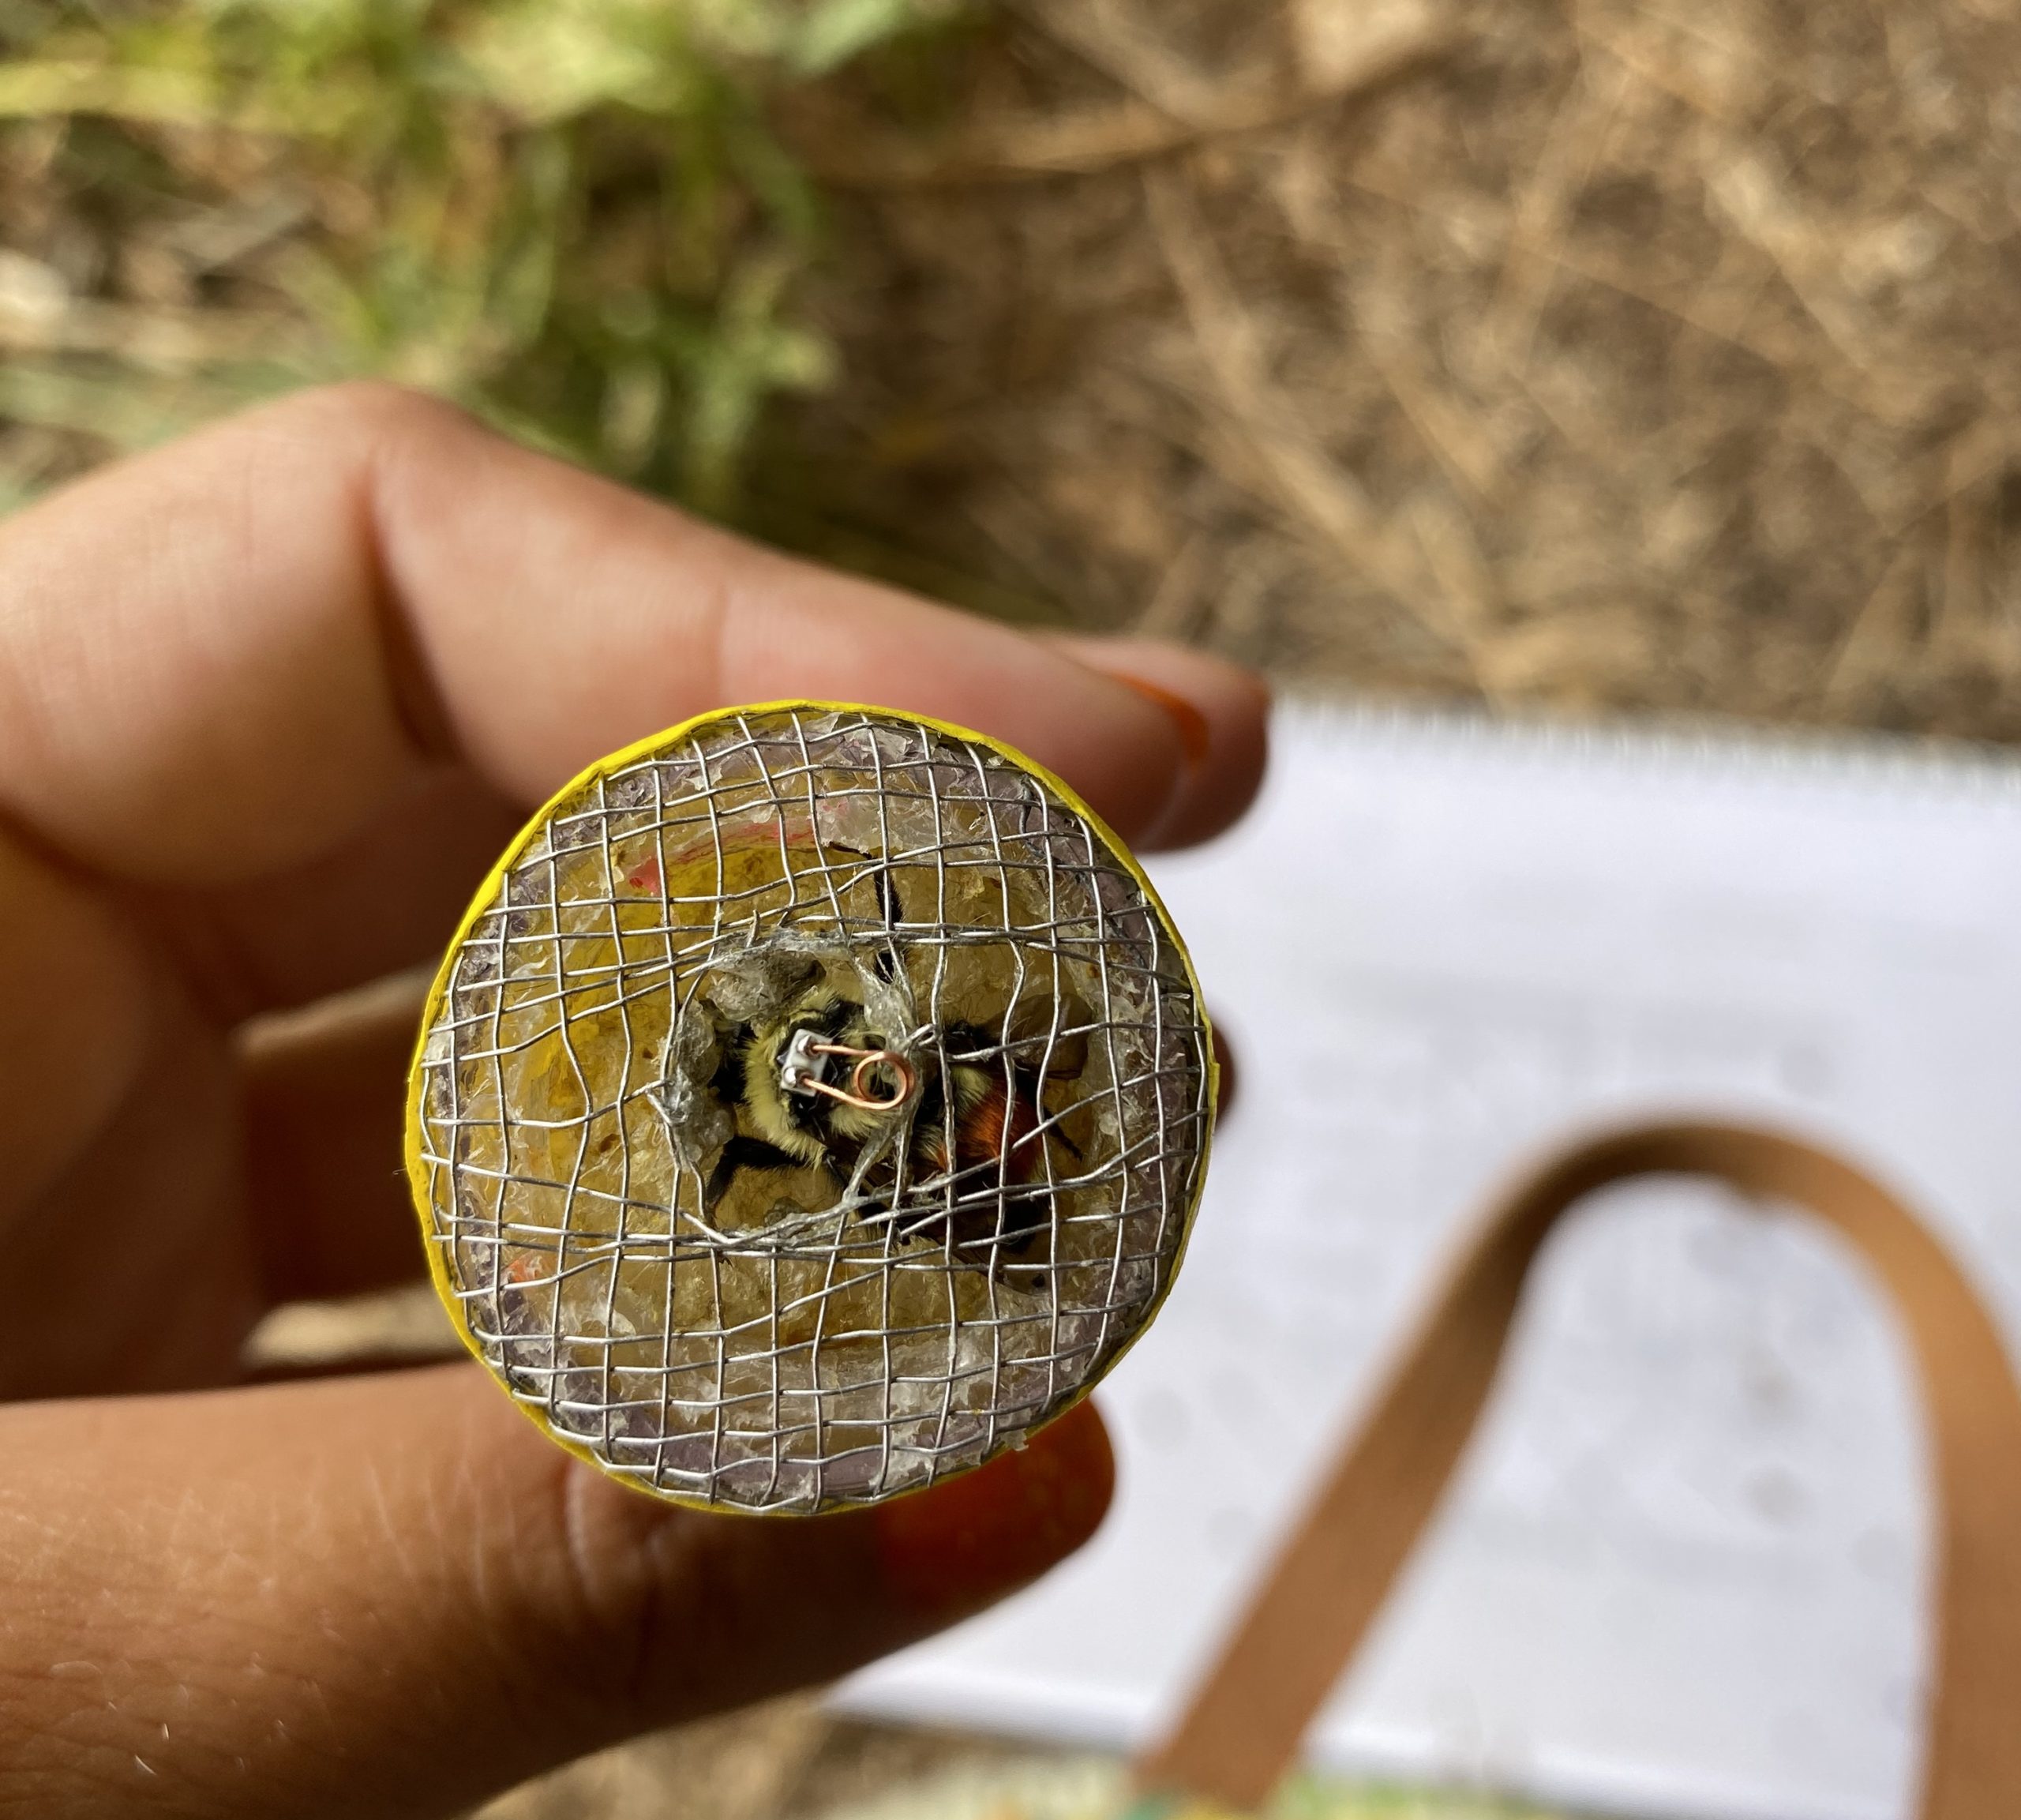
[777, 1026, 917, 1112]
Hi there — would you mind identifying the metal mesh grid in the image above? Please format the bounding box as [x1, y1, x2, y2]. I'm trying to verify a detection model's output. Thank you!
[411, 705, 1210, 1514]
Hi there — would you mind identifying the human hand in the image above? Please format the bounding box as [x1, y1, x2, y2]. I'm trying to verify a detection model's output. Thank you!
[0, 385, 1268, 1818]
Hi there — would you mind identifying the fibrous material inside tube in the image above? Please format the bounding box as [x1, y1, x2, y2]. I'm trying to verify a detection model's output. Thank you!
[409, 705, 1211, 1514]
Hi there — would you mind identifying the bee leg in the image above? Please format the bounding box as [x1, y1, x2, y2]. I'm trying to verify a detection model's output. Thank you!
[709, 1025, 754, 1105]
[988, 1194, 1053, 1293]
[871, 866, 905, 982]
[1018, 1074, 1085, 1165]
[995, 1188, 1051, 1255]
[706, 1135, 809, 1210]
[872, 865, 902, 925]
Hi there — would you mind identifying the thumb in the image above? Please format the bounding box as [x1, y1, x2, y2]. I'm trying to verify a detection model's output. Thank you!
[0, 1364, 1112, 1818]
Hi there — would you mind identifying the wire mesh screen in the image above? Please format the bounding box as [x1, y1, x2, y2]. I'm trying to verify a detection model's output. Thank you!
[410, 704, 1212, 1514]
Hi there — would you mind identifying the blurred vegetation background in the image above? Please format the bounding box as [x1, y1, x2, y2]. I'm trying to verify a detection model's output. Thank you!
[7, 1, 2021, 1813]
[0, 0, 958, 516]
[7, 0, 2021, 739]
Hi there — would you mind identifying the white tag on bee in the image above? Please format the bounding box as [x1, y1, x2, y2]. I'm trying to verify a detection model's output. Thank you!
[407, 702, 1213, 1514]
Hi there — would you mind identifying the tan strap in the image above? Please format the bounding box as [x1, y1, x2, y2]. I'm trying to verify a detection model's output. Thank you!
[1135, 1122, 2021, 1818]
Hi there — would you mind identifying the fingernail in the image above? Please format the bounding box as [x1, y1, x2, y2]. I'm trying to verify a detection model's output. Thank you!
[874, 1401, 1115, 1620]
[1045, 635, 1271, 851]
[1112, 673, 1213, 767]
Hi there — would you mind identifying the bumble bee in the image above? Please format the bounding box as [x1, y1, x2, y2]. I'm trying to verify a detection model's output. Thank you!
[902, 1017, 1086, 1268]
[701, 974, 911, 1210]
[693, 941, 1088, 1280]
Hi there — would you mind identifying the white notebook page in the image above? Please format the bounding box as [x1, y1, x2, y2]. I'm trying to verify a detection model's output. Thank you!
[838, 704, 2021, 1820]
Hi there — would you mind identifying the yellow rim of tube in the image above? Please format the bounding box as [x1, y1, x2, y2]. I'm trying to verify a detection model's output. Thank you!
[404, 700, 1217, 1517]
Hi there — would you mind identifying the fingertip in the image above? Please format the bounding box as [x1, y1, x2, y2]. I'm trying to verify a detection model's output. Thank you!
[1212, 1023, 1238, 1123]
[1048, 637, 1271, 850]
[1112, 672, 1213, 767]
[872, 1402, 1115, 1623]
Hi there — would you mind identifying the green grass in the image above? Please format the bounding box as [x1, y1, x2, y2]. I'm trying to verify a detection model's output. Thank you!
[810, 1753, 1572, 1820]
[0, 0, 953, 512]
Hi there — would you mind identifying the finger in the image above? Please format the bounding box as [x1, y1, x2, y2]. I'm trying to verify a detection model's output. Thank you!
[239, 970, 433, 1305]
[0, 383, 1266, 906]
[171, 640, 1262, 1023]
[0, 824, 151, 1222]
[1212, 1023, 1239, 1122]
[1048, 635, 1271, 850]
[0, 1369, 1112, 1819]
[148, 765, 527, 1026]
[0, 820, 261, 1398]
